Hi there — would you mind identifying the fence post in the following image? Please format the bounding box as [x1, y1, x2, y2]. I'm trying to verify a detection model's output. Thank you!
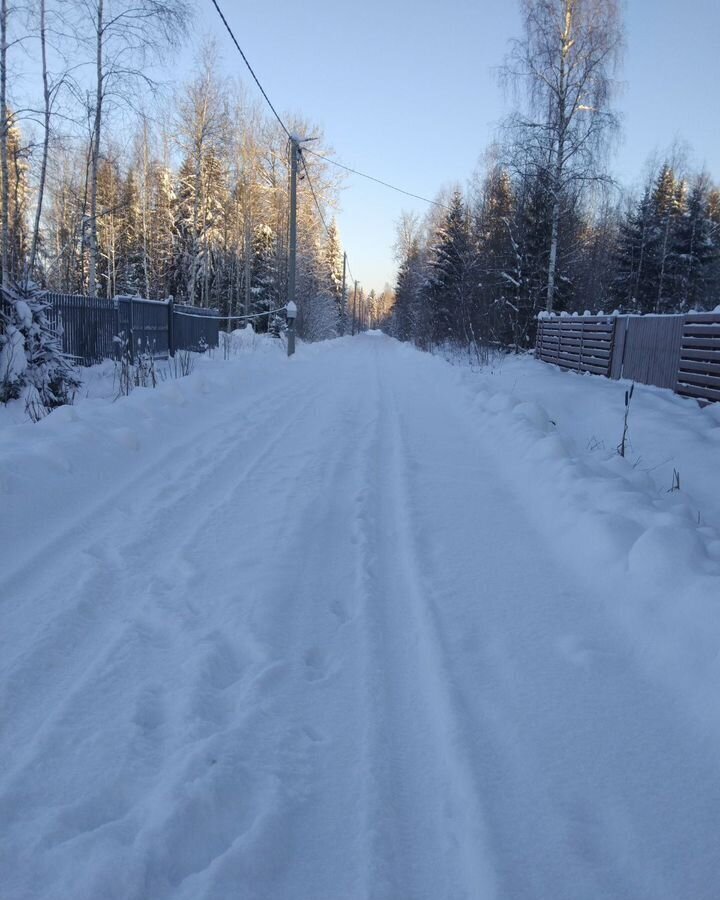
[619, 316, 629, 379]
[113, 297, 120, 361]
[168, 295, 175, 357]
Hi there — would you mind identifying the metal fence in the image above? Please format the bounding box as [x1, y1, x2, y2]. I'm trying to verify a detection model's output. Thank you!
[172, 304, 222, 353]
[42, 293, 220, 365]
[115, 296, 170, 360]
[46, 294, 118, 364]
[536, 312, 720, 403]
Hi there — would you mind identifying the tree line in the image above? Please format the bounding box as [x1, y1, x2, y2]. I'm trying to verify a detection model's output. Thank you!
[388, 0, 719, 352]
[0, 1, 349, 340]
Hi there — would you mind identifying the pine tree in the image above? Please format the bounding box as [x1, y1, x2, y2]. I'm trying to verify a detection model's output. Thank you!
[0, 282, 80, 409]
[148, 161, 176, 299]
[322, 219, 344, 318]
[116, 167, 144, 295]
[427, 191, 472, 346]
[250, 223, 279, 332]
[675, 174, 718, 310]
[650, 164, 686, 312]
[612, 189, 652, 311]
[392, 240, 425, 343]
[475, 167, 520, 345]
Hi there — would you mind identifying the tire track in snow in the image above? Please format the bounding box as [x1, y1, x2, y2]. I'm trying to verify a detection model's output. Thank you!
[134, 353, 381, 899]
[154, 349, 391, 900]
[353, 343, 497, 900]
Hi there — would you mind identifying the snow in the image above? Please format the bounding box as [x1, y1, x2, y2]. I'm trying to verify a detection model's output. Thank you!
[1, 335, 720, 898]
[0, 327, 28, 386]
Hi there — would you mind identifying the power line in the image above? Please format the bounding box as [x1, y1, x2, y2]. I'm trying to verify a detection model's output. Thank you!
[303, 147, 450, 211]
[300, 150, 359, 289]
[174, 306, 287, 322]
[208, 0, 290, 139]
[299, 149, 332, 239]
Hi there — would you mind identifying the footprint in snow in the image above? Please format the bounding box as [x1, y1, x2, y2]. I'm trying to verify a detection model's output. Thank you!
[555, 634, 594, 668]
[303, 647, 328, 682]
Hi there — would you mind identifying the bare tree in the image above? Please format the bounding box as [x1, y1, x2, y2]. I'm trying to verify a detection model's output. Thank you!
[503, 0, 622, 311]
[25, 0, 71, 285]
[1, 0, 9, 286]
[81, 0, 190, 297]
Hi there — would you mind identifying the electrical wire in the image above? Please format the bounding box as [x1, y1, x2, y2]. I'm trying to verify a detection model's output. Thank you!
[208, 1, 382, 288]
[303, 147, 450, 211]
[299, 149, 333, 240]
[301, 150, 360, 292]
[173, 306, 288, 321]
[208, 0, 291, 139]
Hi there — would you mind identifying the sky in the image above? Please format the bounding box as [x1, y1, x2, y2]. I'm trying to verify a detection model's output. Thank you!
[180, 0, 720, 292]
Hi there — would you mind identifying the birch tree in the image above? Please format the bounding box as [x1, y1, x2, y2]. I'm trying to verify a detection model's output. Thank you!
[1, 0, 10, 286]
[81, 0, 189, 297]
[503, 0, 622, 311]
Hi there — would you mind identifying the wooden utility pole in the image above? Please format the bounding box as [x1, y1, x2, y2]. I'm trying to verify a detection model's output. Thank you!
[287, 137, 299, 356]
[288, 137, 298, 318]
[351, 280, 358, 335]
[340, 252, 347, 335]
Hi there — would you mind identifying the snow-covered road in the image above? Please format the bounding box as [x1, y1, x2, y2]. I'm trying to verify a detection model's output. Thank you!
[2, 334, 720, 899]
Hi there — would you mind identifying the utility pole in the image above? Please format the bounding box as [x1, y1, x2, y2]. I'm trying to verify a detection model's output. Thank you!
[340, 252, 347, 336]
[287, 136, 299, 354]
[286, 300, 297, 355]
[351, 280, 358, 336]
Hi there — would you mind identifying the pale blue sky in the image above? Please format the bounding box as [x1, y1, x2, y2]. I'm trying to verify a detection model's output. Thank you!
[185, 0, 720, 291]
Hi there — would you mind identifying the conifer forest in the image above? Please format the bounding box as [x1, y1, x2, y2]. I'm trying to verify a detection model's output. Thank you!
[0, 0, 718, 347]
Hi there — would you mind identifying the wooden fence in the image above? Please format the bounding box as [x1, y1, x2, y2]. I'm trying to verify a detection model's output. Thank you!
[535, 316, 615, 377]
[536, 312, 720, 403]
[675, 314, 720, 403]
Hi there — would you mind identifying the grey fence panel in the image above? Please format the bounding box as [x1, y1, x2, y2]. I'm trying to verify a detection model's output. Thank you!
[537, 311, 720, 403]
[675, 313, 720, 403]
[172, 305, 220, 352]
[3, 292, 221, 367]
[46, 293, 117, 365]
[614, 315, 685, 389]
[609, 319, 626, 380]
[536, 316, 615, 377]
[116, 296, 169, 360]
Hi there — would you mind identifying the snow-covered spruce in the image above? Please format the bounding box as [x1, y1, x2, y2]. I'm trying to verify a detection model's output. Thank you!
[0, 283, 80, 415]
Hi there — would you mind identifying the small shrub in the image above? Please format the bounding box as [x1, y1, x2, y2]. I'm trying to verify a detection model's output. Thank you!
[617, 383, 635, 458]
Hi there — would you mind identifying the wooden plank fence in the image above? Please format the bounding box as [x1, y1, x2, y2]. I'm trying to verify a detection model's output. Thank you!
[536, 311, 720, 403]
[610, 315, 686, 389]
[536, 316, 615, 377]
[675, 313, 720, 404]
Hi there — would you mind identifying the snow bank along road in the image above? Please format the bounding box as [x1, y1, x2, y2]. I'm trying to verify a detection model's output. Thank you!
[2, 334, 720, 899]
